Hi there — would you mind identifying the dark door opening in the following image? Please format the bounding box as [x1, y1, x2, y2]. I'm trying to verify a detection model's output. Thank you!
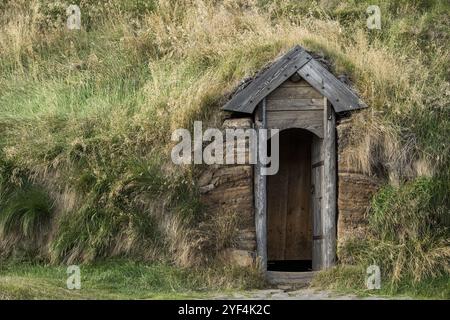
[267, 129, 313, 272]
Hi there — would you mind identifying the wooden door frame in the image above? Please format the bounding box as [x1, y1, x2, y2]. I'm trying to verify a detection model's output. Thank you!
[254, 98, 336, 272]
[255, 99, 268, 271]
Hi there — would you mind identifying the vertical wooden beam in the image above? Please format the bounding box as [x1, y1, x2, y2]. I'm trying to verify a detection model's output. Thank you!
[322, 99, 337, 268]
[311, 134, 323, 270]
[254, 99, 267, 271]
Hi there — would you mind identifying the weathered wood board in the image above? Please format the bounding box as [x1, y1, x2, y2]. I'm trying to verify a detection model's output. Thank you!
[267, 85, 323, 100]
[266, 79, 324, 137]
[254, 100, 267, 270]
[266, 110, 324, 138]
[311, 134, 324, 270]
[267, 130, 312, 261]
[321, 101, 337, 268]
[222, 46, 312, 113]
[266, 98, 324, 111]
[296, 59, 365, 112]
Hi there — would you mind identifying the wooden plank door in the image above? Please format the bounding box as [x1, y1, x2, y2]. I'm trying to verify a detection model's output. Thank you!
[267, 130, 312, 261]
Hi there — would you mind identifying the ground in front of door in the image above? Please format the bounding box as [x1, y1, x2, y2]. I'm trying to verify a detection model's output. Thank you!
[212, 287, 404, 300]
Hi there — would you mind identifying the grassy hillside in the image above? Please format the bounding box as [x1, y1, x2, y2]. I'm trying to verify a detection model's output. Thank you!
[0, 0, 449, 295]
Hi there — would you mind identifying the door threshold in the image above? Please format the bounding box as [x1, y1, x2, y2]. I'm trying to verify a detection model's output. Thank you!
[266, 271, 316, 285]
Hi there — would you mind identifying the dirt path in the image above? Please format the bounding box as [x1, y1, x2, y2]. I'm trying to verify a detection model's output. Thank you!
[213, 287, 392, 300]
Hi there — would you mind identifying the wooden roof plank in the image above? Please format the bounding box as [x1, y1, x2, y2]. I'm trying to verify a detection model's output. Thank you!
[221, 46, 312, 113]
[296, 59, 366, 112]
[221, 45, 367, 114]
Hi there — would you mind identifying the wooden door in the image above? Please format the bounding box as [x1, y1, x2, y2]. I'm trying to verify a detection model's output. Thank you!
[267, 130, 312, 261]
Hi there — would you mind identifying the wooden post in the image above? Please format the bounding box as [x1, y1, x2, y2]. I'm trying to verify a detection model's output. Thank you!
[254, 99, 267, 271]
[311, 134, 323, 270]
[322, 99, 337, 268]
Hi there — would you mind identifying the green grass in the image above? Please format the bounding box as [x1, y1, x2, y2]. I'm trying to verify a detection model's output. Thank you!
[0, 260, 265, 300]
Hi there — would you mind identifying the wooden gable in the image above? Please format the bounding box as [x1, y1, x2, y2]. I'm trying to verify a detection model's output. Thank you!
[222, 45, 366, 114]
[265, 79, 325, 138]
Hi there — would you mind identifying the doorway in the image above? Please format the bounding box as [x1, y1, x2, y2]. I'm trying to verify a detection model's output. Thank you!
[267, 129, 313, 272]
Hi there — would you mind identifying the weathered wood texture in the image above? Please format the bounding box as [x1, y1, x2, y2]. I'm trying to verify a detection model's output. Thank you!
[266, 79, 324, 138]
[311, 134, 324, 270]
[266, 271, 315, 285]
[222, 46, 311, 113]
[264, 79, 327, 269]
[267, 130, 312, 261]
[267, 85, 323, 100]
[222, 45, 366, 114]
[321, 100, 337, 269]
[266, 110, 324, 138]
[254, 100, 267, 270]
[296, 59, 365, 113]
[266, 99, 324, 111]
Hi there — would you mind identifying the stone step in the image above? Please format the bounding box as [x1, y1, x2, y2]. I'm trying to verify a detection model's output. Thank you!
[266, 271, 315, 285]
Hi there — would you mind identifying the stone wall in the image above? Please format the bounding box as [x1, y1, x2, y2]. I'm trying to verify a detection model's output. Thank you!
[197, 117, 256, 267]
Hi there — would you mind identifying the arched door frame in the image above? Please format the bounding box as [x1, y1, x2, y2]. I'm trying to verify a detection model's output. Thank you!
[254, 98, 336, 272]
